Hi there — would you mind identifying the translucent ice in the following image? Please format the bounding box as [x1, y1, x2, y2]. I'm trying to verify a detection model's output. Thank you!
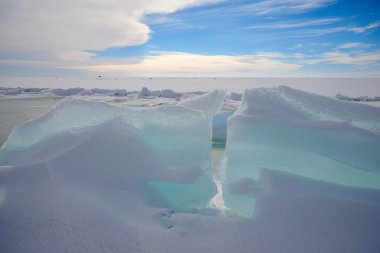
[0, 91, 224, 209]
[179, 90, 226, 121]
[223, 86, 380, 216]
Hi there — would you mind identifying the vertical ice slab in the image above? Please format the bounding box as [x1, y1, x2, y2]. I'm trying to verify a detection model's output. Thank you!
[223, 86, 380, 216]
[179, 90, 226, 121]
[0, 91, 224, 210]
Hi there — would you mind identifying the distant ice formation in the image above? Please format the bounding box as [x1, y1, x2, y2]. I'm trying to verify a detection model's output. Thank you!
[336, 93, 380, 102]
[139, 87, 151, 97]
[229, 92, 242, 101]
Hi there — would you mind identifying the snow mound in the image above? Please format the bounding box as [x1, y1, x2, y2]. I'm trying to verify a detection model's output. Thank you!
[223, 86, 380, 216]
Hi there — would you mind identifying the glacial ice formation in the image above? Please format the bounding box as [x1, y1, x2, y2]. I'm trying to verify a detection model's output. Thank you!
[223, 86, 380, 216]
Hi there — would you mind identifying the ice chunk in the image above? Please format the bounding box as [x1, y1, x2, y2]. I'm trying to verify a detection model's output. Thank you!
[91, 88, 115, 95]
[160, 89, 177, 98]
[0, 97, 219, 209]
[223, 86, 380, 216]
[150, 90, 162, 97]
[114, 89, 127, 96]
[51, 88, 85, 96]
[139, 87, 151, 97]
[179, 90, 226, 121]
[3, 88, 23, 95]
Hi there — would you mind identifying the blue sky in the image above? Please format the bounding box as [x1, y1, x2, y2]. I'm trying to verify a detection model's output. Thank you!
[0, 0, 380, 77]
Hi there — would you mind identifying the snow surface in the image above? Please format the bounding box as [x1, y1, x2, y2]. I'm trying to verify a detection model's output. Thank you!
[223, 86, 380, 216]
[0, 86, 380, 252]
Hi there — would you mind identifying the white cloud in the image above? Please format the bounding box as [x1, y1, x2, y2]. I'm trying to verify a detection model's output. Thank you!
[346, 21, 380, 33]
[299, 21, 380, 36]
[305, 51, 380, 66]
[292, 53, 305, 58]
[337, 43, 372, 49]
[77, 52, 301, 76]
[0, 0, 220, 62]
[254, 52, 287, 58]
[289, 44, 303, 50]
[244, 18, 340, 29]
[240, 0, 337, 15]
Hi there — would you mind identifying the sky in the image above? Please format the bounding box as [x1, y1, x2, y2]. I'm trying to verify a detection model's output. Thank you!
[0, 0, 380, 77]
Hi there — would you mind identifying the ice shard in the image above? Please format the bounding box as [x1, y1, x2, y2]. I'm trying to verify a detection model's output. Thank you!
[223, 86, 380, 216]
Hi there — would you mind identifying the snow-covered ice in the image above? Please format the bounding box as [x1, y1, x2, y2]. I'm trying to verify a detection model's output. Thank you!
[0, 90, 225, 210]
[0, 85, 379, 253]
[222, 86, 380, 216]
[179, 90, 226, 121]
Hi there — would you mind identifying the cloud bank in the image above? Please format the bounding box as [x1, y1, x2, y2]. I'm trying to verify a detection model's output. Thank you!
[79, 52, 301, 76]
[0, 0, 220, 62]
